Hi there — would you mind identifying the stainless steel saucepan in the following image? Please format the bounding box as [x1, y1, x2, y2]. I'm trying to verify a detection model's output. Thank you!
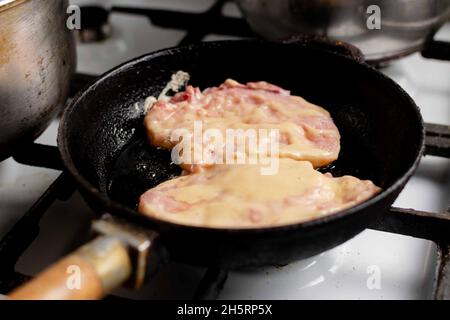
[236, 0, 450, 62]
[0, 0, 76, 161]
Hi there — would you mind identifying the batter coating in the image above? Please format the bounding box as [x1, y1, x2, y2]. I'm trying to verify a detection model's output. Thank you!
[144, 79, 340, 171]
[138, 159, 381, 229]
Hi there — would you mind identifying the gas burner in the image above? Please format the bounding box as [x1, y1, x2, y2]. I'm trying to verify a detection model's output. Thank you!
[75, 6, 111, 43]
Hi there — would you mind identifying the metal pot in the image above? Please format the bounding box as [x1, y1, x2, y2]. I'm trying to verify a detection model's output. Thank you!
[236, 0, 450, 62]
[0, 0, 76, 161]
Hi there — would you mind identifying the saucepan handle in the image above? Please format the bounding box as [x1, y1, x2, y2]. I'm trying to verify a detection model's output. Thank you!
[422, 40, 450, 61]
[421, 12, 450, 61]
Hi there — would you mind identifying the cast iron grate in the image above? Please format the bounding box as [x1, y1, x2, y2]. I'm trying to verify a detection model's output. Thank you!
[0, 0, 449, 300]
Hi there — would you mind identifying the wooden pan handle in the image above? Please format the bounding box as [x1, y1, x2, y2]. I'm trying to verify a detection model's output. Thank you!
[9, 236, 131, 300]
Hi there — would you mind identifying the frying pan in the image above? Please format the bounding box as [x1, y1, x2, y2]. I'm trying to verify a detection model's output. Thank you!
[9, 39, 429, 299]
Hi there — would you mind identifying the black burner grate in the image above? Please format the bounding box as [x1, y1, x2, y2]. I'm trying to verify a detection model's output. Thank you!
[1, 0, 449, 300]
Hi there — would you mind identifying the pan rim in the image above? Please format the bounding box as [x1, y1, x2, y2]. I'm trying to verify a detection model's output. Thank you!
[58, 39, 425, 235]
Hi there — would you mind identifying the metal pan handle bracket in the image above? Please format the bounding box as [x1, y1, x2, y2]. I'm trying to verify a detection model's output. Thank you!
[8, 215, 157, 300]
[91, 214, 158, 290]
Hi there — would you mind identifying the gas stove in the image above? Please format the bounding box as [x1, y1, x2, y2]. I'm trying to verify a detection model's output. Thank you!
[0, 0, 449, 300]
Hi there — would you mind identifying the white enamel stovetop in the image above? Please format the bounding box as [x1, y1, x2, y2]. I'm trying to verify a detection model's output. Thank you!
[0, 0, 449, 300]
